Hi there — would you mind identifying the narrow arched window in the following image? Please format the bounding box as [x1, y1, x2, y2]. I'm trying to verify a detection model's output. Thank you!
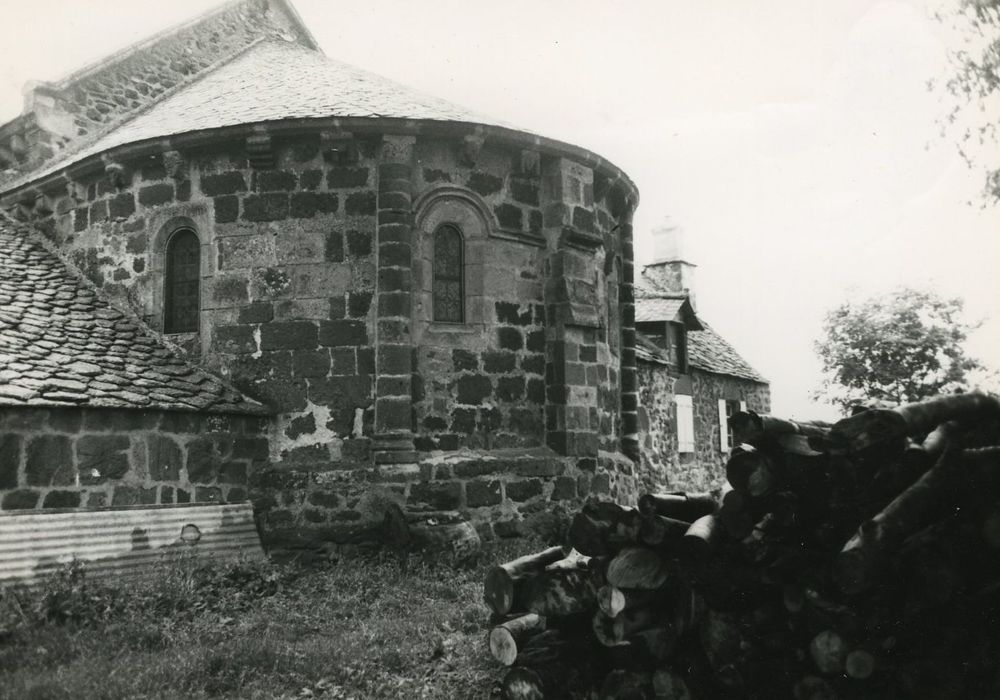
[164, 228, 200, 333]
[433, 224, 464, 323]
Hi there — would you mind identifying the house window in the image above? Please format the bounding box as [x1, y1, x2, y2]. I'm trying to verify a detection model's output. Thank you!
[718, 398, 747, 452]
[676, 394, 695, 453]
[433, 224, 464, 323]
[666, 322, 688, 372]
[164, 228, 200, 334]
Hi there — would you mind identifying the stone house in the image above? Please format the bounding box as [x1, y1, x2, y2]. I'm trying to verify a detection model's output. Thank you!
[0, 0, 766, 549]
[635, 225, 770, 494]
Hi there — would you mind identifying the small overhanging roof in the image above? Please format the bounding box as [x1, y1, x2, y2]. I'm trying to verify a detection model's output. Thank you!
[635, 296, 704, 331]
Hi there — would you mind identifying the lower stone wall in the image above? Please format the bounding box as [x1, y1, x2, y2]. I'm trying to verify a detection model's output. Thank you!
[637, 362, 770, 494]
[250, 447, 640, 551]
[0, 407, 268, 511]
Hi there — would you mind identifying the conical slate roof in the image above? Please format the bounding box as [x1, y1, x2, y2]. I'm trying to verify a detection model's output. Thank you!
[4, 39, 524, 191]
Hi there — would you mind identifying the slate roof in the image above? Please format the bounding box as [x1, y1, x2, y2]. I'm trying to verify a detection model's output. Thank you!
[0, 214, 267, 414]
[688, 323, 768, 383]
[634, 295, 703, 330]
[5, 39, 521, 191]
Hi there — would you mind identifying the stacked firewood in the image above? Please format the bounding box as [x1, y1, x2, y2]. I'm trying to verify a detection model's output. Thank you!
[482, 393, 1000, 699]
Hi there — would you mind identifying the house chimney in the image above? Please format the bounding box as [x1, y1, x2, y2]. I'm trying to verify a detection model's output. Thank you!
[643, 220, 697, 308]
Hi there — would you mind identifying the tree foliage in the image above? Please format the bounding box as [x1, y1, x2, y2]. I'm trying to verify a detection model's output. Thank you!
[814, 288, 981, 411]
[937, 0, 1000, 205]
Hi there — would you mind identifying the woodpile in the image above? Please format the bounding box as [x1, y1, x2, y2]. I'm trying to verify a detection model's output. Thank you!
[482, 393, 1000, 699]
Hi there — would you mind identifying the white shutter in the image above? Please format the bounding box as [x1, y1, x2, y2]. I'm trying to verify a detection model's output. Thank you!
[740, 401, 747, 412]
[676, 395, 694, 453]
[718, 399, 729, 453]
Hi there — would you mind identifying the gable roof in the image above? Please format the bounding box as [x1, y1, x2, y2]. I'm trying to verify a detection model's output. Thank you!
[634, 295, 703, 330]
[0, 214, 267, 414]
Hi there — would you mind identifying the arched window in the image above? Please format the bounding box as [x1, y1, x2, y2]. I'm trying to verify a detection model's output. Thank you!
[433, 224, 464, 323]
[163, 228, 201, 333]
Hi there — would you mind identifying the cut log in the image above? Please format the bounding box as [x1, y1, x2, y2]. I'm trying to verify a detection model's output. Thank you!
[725, 445, 778, 498]
[831, 392, 1000, 454]
[637, 492, 717, 521]
[809, 629, 846, 674]
[483, 545, 565, 615]
[845, 648, 875, 680]
[568, 501, 643, 557]
[834, 447, 960, 594]
[599, 670, 654, 700]
[607, 547, 671, 589]
[681, 514, 722, 560]
[793, 676, 837, 700]
[731, 410, 832, 446]
[700, 610, 743, 670]
[597, 585, 658, 618]
[718, 485, 755, 540]
[638, 514, 692, 548]
[525, 567, 601, 617]
[651, 669, 694, 700]
[489, 613, 546, 666]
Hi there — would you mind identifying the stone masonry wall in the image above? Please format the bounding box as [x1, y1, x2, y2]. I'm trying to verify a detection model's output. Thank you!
[637, 361, 770, 494]
[0, 407, 267, 512]
[7, 126, 639, 547]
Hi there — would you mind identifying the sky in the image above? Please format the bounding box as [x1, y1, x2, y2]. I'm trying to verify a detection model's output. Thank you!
[0, 0, 997, 420]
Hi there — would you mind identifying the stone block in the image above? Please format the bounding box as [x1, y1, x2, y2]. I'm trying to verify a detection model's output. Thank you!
[0, 434, 21, 489]
[482, 351, 516, 373]
[260, 321, 318, 351]
[467, 172, 503, 196]
[138, 183, 174, 207]
[112, 485, 158, 507]
[374, 397, 411, 433]
[232, 436, 269, 460]
[293, 350, 331, 378]
[378, 291, 410, 317]
[347, 229, 373, 257]
[591, 473, 611, 495]
[348, 291, 373, 318]
[148, 435, 182, 481]
[201, 172, 247, 196]
[300, 169, 323, 190]
[284, 413, 316, 440]
[195, 486, 223, 503]
[551, 476, 577, 501]
[346, 191, 376, 215]
[219, 461, 248, 484]
[495, 203, 522, 229]
[291, 192, 338, 218]
[214, 195, 239, 223]
[214, 325, 256, 354]
[43, 490, 82, 508]
[494, 518, 527, 538]
[452, 349, 477, 372]
[2, 490, 39, 510]
[506, 479, 543, 502]
[450, 407, 476, 434]
[456, 375, 492, 405]
[495, 301, 533, 326]
[254, 170, 297, 192]
[377, 344, 411, 375]
[186, 437, 220, 483]
[89, 199, 108, 224]
[26, 435, 74, 486]
[327, 167, 370, 188]
[243, 193, 289, 221]
[378, 242, 411, 268]
[378, 267, 410, 292]
[496, 376, 525, 402]
[292, 263, 352, 298]
[330, 347, 357, 375]
[212, 275, 250, 305]
[572, 206, 594, 232]
[467, 479, 502, 507]
[318, 319, 367, 347]
[521, 354, 545, 375]
[497, 327, 523, 351]
[109, 193, 136, 220]
[511, 179, 540, 206]
[238, 301, 274, 324]
[516, 459, 563, 477]
[510, 407, 542, 436]
[408, 481, 461, 510]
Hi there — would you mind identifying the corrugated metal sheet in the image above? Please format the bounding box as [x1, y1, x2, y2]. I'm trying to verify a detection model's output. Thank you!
[0, 502, 264, 589]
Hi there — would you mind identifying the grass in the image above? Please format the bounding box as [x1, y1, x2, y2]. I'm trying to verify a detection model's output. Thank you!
[0, 538, 545, 700]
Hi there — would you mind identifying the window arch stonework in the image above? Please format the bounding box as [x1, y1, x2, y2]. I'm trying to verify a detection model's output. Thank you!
[413, 187, 490, 339]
